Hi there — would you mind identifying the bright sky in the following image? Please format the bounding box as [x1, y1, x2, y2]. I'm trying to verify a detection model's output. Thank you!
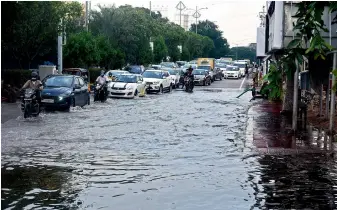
[90, 0, 265, 47]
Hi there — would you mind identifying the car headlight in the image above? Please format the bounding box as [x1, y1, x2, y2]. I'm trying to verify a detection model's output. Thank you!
[127, 86, 133, 90]
[59, 91, 72, 100]
[153, 81, 159, 85]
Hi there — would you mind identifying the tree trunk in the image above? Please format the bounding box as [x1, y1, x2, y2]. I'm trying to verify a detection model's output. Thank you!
[282, 74, 294, 114]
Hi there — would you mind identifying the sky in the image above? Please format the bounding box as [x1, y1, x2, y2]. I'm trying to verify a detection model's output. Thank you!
[90, 0, 265, 47]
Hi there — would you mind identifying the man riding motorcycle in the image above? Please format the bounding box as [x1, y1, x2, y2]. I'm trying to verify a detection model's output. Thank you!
[21, 72, 43, 103]
[95, 70, 108, 98]
[183, 67, 194, 91]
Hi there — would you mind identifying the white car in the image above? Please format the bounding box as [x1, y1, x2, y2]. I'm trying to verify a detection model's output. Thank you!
[142, 70, 172, 93]
[233, 62, 247, 77]
[108, 74, 146, 98]
[224, 66, 241, 79]
[166, 69, 181, 88]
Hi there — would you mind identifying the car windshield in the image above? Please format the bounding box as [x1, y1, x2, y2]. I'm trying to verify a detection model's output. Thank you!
[142, 71, 163, 79]
[44, 76, 73, 87]
[167, 70, 177, 75]
[198, 66, 211, 70]
[216, 64, 226, 68]
[192, 70, 205, 75]
[106, 71, 126, 76]
[226, 67, 238, 71]
[116, 75, 137, 83]
[234, 63, 246, 68]
[125, 66, 142, 74]
[161, 62, 175, 68]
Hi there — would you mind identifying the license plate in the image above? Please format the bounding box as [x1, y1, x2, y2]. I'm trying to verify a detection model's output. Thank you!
[42, 99, 54, 103]
[24, 98, 32, 101]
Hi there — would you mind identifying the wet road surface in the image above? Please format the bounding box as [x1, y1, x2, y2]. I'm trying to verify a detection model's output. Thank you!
[2, 78, 337, 209]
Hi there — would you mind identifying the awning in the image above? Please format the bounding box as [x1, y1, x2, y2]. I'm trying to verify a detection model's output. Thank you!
[262, 55, 272, 62]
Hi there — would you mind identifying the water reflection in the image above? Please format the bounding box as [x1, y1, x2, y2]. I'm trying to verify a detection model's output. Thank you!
[1, 165, 80, 209]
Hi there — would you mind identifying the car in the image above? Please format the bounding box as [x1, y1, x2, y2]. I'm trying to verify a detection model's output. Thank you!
[108, 74, 146, 98]
[160, 62, 177, 69]
[197, 65, 217, 82]
[105, 70, 128, 81]
[192, 69, 212, 86]
[41, 75, 90, 110]
[150, 65, 162, 70]
[215, 63, 227, 77]
[224, 66, 241, 79]
[182, 63, 197, 71]
[124, 65, 144, 74]
[142, 70, 172, 93]
[166, 69, 182, 88]
[176, 61, 187, 67]
[233, 62, 247, 78]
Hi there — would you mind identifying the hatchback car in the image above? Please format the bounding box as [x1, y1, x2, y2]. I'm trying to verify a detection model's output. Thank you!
[41, 75, 90, 110]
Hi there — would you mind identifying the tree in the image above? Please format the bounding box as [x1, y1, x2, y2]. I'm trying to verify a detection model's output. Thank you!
[229, 47, 256, 62]
[63, 32, 101, 68]
[153, 36, 168, 63]
[190, 20, 230, 58]
[1, 1, 83, 69]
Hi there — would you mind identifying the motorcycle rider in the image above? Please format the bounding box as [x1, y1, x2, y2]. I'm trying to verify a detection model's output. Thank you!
[183, 66, 194, 91]
[95, 70, 108, 98]
[21, 71, 43, 103]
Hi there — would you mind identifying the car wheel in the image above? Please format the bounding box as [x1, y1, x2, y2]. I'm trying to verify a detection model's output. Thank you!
[134, 89, 138, 96]
[203, 81, 206, 86]
[87, 94, 90, 105]
[159, 85, 163, 94]
[168, 85, 172, 93]
[220, 76, 222, 81]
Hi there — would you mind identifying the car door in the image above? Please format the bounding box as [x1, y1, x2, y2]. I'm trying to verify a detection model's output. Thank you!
[164, 72, 171, 88]
[78, 77, 88, 106]
[73, 77, 82, 106]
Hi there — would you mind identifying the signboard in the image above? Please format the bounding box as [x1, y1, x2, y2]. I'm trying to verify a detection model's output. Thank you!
[256, 27, 266, 57]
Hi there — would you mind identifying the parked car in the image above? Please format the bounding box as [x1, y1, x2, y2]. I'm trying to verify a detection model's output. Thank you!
[176, 61, 187, 67]
[192, 69, 212, 86]
[108, 74, 146, 98]
[160, 62, 177, 69]
[142, 70, 172, 93]
[224, 66, 241, 79]
[166, 69, 181, 88]
[197, 65, 217, 82]
[215, 63, 227, 77]
[41, 75, 90, 110]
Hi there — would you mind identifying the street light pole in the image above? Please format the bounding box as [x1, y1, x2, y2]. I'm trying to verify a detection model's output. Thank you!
[57, 19, 63, 74]
[329, 51, 337, 133]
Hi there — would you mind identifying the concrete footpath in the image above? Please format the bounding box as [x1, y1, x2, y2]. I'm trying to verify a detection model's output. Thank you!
[1, 102, 21, 124]
[248, 100, 336, 155]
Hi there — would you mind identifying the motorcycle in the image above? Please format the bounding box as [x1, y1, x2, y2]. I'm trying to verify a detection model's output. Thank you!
[94, 82, 108, 102]
[184, 76, 194, 93]
[21, 88, 40, 118]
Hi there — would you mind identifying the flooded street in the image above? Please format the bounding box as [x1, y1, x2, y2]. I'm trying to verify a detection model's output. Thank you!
[2, 81, 337, 209]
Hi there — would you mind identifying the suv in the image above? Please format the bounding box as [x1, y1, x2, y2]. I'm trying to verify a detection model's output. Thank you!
[142, 70, 172, 93]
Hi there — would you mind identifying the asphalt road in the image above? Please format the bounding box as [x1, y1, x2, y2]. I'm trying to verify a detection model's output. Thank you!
[1, 77, 249, 124]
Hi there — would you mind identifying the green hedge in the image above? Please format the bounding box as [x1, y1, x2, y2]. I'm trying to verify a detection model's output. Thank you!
[2, 69, 31, 88]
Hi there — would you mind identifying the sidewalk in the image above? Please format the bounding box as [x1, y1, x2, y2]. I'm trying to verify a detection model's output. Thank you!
[1, 102, 21, 124]
[248, 101, 337, 155]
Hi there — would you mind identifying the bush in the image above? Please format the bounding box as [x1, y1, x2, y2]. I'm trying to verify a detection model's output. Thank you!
[2, 69, 31, 88]
[88, 68, 104, 84]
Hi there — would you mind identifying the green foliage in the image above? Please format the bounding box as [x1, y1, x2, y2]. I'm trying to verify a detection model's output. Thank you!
[190, 20, 229, 58]
[1, 1, 83, 68]
[2, 69, 31, 88]
[229, 47, 256, 62]
[333, 69, 337, 92]
[153, 36, 168, 63]
[88, 68, 104, 84]
[262, 62, 283, 100]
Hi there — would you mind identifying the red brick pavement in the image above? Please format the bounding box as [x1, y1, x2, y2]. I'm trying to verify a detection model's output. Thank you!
[248, 101, 335, 155]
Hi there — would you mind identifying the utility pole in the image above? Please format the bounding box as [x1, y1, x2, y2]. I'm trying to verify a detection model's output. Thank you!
[57, 19, 63, 74]
[329, 51, 337, 133]
[85, 1, 89, 32]
[149, 1, 151, 16]
[176, 1, 186, 27]
[190, 6, 207, 34]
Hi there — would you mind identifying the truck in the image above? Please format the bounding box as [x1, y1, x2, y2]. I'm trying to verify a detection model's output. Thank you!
[197, 58, 215, 70]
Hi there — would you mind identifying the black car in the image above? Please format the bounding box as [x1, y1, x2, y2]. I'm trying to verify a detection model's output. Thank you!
[41, 75, 90, 110]
[124, 65, 144, 74]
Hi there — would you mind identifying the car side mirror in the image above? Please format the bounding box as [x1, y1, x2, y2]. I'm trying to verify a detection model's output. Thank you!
[163, 76, 167, 79]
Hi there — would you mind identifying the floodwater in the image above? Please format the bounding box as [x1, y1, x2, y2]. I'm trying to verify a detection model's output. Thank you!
[2, 89, 337, 210]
